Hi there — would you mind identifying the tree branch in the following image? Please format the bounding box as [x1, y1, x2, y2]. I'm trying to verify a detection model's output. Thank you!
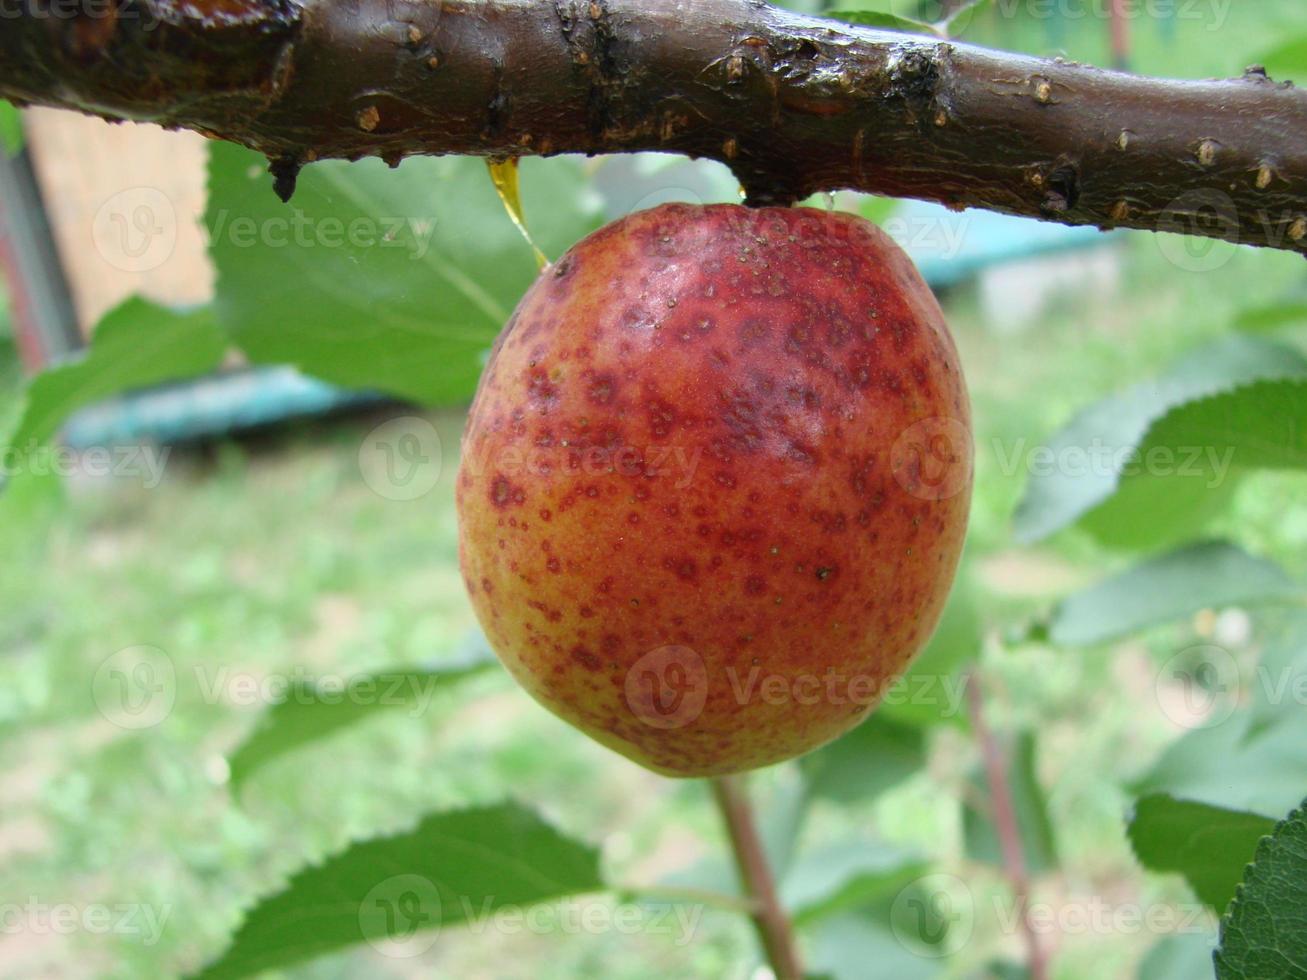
[2, 0, 1305, 249]
[710, 774, 804, 980]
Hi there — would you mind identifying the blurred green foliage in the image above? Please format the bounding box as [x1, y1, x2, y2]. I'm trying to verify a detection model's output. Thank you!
[1, 5, 1306, 980]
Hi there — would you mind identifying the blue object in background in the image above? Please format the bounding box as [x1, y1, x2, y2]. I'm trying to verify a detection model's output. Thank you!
[894, 199, 1116, 288]
[62, 366, 382, 450]
[61, 195, 1114, 450]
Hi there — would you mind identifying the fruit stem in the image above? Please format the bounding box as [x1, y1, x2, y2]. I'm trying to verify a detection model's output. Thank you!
[709, 774, 804, 980]
[967, 672, 1050, 980]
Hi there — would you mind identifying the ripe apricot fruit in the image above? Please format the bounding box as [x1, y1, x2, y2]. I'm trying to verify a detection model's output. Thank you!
[458, 203, 971, 777]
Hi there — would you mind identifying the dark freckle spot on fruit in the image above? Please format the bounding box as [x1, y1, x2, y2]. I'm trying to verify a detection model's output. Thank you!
[527, 370, 560, 406]
[546, 556, 561, 573]
[480, 578, 494, 595]
[490, 475, 524, 508]
[696, 524, 711, 538]
[714, 471, 737, 489]
[816, 566, 833, 581]
[664, 503, 680, 518]
[787, 441, 817, 466]
[539, 508, 552, 522]
[601, 633, 620, 654]
[665, 557, 698, 581]
[738, 317, 769, 348]
[621, 306, 655, 331]
[744, 575, 766, 596]
[598, 576, 613, 593]
[585, 485, 600, 498]
[627, 512, 641, 526]
[586, 371, 617, 404]
[647, 397, 677, 438]
[571, 646, 601, 671]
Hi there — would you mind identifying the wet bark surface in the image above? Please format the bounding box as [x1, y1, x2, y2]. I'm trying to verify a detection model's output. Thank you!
[1, 0, 1305, 250]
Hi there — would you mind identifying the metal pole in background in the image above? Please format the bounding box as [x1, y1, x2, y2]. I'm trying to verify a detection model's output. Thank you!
[0, 131, 83, 372]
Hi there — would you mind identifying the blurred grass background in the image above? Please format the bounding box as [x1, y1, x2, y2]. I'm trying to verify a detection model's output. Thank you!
[2, 226, 1304, 978]
[3, 2, 1307, 978]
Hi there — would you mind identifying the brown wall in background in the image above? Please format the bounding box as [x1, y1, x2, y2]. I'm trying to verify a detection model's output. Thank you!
[23, 110, 213, 338]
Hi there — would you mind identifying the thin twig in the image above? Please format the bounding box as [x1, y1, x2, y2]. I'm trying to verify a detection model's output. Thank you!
[709, 774, 805, 980]
[966, 672, 1050, 980]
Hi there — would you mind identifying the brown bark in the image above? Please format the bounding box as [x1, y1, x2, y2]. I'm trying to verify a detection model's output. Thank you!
[1, 0, 1305, 250]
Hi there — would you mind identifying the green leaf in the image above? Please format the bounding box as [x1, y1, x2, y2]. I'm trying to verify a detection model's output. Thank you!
[984, 964, 1029, 980]
[1049, 542, 1302, 648]
[1250, 610, 1307, 738]
[1257, 37, 1307, 84]
[1129, 794, 1275, 912]
[1235, 301, 1307, 334]
[0, 101, 22, 156]
[800, 715, 927, 804]
[805, 913, 940, 980]
[826, 9, 939, 35]
[191, 803, 604, 980]
[963, 730, 1058, 875]
[6, 297, 226, 452]
[1131, 378, 1307, 471]
[1134, 712, 1307, 819]
[941, 0, 992, 36]
[1215, 798, 1307, 980]
[227, 644, 498, 794]
[880, 569, 980, 729]
[1014, 336, 1307, 547]
[783, 840, 926, 926]
[205, 145, 603, 406]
